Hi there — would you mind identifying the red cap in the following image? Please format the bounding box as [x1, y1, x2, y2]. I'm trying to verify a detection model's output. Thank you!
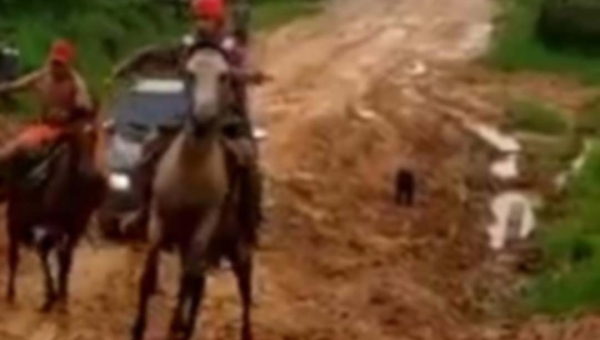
[49, 39, 76, 64]
[191, 0, 225, 21]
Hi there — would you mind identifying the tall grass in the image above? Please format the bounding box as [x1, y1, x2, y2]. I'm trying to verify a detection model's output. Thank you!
[489, 0, 600, 84]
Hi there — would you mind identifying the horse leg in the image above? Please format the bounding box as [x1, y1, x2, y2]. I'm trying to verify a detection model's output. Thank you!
[169, 269, 206, 340]
[38, 248, 57, 312]
[181, 272, 206, 340]
[57, 238, 75, 309]
[169, 272, 187, 336]
[131, 245, 160, 340]
[6, 236, 19, 303]
[230, 244, 254, 340]
[170, 209, 219, 340]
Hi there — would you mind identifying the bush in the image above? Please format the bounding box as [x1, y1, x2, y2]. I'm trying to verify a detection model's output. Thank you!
[489, 0, 600, 84]
[537, 0, 600, 49]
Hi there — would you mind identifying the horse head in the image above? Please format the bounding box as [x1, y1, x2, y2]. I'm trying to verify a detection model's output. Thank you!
[184, 47, 232, 136]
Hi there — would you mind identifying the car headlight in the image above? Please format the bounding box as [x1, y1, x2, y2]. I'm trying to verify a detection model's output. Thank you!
[109, 173, 131, 191]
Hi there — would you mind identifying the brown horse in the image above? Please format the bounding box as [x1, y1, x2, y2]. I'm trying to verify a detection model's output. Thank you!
[132, 47, 256, 340]
[5, 122, 107, 312]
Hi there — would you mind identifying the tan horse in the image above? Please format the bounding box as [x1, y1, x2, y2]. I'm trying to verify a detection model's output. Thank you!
[132, 47, 255, 340]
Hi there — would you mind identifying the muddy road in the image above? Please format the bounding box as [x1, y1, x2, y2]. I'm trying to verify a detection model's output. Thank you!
[0, 0, 585, 339]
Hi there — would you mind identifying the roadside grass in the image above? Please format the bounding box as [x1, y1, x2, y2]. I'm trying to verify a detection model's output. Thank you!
[506, 98, 569, 135]
[527, 142, 600, 315]
[491, 0, 600, 315]
[488, 0, 600, 84]
[501, 96, 600, 315]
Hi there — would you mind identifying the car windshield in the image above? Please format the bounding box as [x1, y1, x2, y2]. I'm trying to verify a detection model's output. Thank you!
[110, 78, 188, 141]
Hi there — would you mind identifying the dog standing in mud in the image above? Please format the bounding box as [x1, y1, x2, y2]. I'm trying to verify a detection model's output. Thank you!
[395, 168, 416, 206]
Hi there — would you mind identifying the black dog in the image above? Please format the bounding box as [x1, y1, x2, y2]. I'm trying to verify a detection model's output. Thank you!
[395, 169, 415, 206]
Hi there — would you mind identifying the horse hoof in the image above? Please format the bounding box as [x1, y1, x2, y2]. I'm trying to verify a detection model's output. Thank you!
[39, 299, 56, 313]
[39, 303, 53, 313]
[131, 323, 145, 340]
[55, 300, 68, 315]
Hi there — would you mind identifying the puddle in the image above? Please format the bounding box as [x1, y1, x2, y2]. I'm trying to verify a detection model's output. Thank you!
[474, 122, 533, 250]
[487, 191, 536, 250]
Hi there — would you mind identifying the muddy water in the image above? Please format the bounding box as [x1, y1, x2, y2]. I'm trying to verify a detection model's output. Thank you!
[470, 122, 537, 250]
[482, 127, 593, 250]
[487, 191, 536, 250]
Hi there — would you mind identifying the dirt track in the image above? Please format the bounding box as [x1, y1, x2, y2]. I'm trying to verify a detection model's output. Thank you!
[1, 0, 596, 339]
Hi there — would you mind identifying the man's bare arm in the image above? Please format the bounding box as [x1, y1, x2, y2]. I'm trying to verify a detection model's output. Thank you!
[0, 71, 41, 94]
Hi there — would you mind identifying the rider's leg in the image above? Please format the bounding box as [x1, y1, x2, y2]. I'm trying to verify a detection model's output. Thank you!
[231, 95, 264, 235]
[122, 134, 173, 237]
[0, 139, 27, 178]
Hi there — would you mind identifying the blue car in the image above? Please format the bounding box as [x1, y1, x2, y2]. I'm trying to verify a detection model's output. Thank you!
[98, 78, 188, 238]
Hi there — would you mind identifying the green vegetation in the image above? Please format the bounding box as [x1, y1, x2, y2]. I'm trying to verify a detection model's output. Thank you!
[507, 98, 569, 135]
[489, 0, 600, 84]
[577, 97, 600, 136]
[0, 0, 187, 94]
[528, 142, 600, 315]
[495, 0, 600, 315]
[0, 0, 321, 97]
[254, 0, 321, 29]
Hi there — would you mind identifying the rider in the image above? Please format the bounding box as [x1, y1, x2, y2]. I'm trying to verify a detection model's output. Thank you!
[0, 39, 94, 171]
[121, 0, 264, 239]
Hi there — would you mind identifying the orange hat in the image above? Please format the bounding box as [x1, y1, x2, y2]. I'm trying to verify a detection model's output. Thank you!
[49, 39, 76, 64]
[191, 0, 225, 22]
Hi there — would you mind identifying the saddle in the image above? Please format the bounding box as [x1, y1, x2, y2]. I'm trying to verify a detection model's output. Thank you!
[11, 124, 71, 190]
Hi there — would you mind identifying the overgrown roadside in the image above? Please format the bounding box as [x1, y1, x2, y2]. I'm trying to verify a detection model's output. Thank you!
[488, 0, 600, 325]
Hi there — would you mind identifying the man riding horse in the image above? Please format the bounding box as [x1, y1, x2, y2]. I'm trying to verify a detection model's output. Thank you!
[0, 39, 96, 188]
[0, 40, 106, 312]
[117, 0, 265, 240]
